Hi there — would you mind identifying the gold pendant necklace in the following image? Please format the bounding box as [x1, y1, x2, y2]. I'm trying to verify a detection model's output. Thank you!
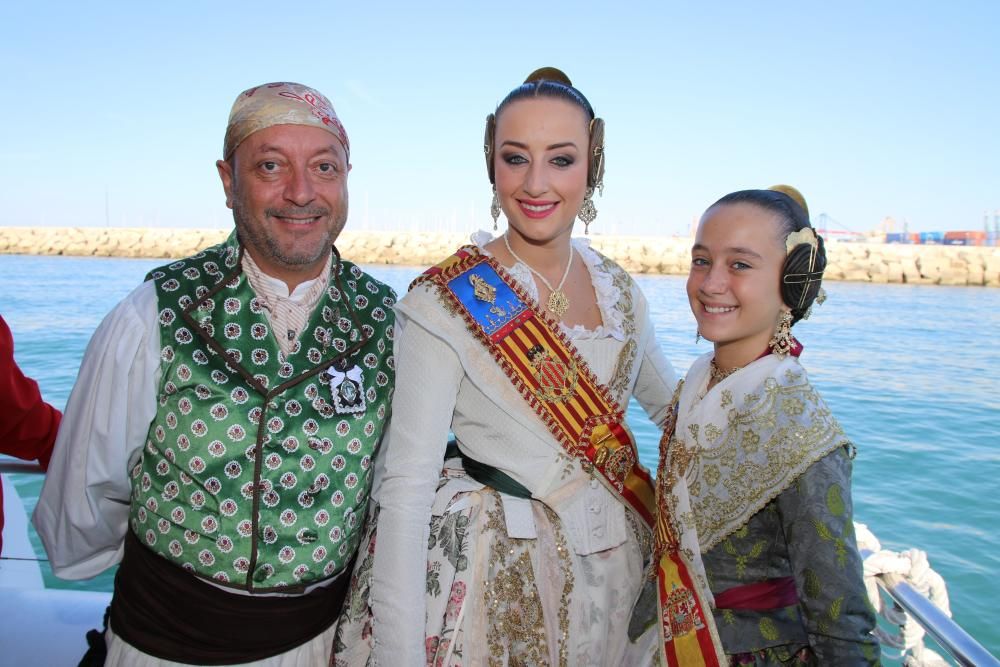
[503, 232, 573, 318]
[709, 358, 743, 384]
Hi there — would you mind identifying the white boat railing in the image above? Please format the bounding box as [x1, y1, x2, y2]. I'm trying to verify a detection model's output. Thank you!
[0, 460, 44, 475]
[861, 551, 999, 667]
[856, 520, 1000, 667]
[2, 461, 997, 665]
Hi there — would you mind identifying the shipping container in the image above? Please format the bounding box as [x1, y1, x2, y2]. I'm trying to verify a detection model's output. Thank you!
[919, 231, 944, 244]
[943, 231, 987, 246]
[885, 232, 908, 243]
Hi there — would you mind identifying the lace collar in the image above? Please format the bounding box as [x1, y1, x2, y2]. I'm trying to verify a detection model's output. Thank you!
[470, 230, 625, 341]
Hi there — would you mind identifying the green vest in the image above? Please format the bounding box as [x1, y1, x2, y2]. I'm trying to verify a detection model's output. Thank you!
[129, 232, 395, 593]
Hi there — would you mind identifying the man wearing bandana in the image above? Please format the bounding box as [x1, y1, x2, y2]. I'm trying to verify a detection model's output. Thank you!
[34, 82, 396, 665]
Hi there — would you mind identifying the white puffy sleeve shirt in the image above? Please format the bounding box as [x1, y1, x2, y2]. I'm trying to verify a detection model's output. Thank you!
[33, 280, 162, 578]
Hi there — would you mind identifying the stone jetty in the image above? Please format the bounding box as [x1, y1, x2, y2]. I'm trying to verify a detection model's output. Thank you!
[2, 226, 998, 287]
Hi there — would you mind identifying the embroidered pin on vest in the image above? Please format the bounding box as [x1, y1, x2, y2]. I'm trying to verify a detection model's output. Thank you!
[326, 358, 367, 414]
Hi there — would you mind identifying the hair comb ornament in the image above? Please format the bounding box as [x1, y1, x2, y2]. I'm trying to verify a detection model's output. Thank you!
[783, 227, 824, 310]
[784, 227, 818, 255]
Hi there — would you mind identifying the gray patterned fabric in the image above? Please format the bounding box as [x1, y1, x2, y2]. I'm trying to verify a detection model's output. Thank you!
[703, 447, 881, 666]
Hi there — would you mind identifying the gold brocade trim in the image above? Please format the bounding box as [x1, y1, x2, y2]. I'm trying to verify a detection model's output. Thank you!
[546, 505, 574, 667]
[601, 252, 640, 400]
[681, 368, 850, 552]
[596, 253, 638, 337]
[484, 551, 548, 666]
[435, 287, 464, 319]
[653, 382, 685, 563]
[608, 339, 637, 400]
[625, 505, 654, 566]
[482, 501, 576, 667]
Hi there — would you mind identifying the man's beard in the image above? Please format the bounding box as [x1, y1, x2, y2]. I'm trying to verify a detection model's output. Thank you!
[232, 201, 347, 268]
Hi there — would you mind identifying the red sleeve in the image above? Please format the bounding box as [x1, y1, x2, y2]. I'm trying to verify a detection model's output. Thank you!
[0, 315, 60, 470]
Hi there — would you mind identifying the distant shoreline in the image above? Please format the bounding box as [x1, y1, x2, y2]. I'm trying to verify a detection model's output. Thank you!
[2, 226, 998, 287]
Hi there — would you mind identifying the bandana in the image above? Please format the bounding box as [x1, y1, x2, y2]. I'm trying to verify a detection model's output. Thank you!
[223, 82, 350, 160]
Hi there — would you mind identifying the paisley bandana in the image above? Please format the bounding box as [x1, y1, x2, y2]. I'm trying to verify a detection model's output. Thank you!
[223, 82, 350, 159]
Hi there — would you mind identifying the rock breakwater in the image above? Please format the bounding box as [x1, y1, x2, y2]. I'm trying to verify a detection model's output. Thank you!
[2, 227, 998, 287]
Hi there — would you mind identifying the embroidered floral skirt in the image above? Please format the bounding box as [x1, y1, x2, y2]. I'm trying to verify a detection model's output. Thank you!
[333, 467, 653, 666]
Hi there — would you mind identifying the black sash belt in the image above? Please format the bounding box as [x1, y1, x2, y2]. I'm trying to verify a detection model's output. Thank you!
[110, 530, 351, 664]
[446, 439, 532, 500]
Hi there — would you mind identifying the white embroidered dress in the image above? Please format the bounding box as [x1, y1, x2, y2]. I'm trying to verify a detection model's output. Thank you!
[335, 233, 677, 667]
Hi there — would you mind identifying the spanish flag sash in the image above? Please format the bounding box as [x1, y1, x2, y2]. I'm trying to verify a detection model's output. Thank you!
[413, 246, 656, 527]
[653, 385, 726, 666]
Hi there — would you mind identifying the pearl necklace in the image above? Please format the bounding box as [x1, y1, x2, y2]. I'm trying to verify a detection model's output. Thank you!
[503, 232, 573, 318]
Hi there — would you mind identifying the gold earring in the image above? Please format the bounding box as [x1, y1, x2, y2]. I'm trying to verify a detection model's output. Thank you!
[578, 187, 597, 234]
[768, 311, 794, 356]
[490, 186, 500, 231]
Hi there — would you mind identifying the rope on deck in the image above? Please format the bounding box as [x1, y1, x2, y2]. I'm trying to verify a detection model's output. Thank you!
[856, 522, 951, 666]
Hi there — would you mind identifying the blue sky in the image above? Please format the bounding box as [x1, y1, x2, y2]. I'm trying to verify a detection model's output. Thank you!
[1, 1, 997, 236]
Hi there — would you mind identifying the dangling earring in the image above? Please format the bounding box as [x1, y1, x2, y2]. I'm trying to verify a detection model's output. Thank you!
[578, 187, 597, 234]
[768, 311, 794, 357]
[490, 186, 500, 232]
[695, 330, 702, 344]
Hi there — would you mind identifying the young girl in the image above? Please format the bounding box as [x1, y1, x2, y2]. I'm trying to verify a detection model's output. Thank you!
[654, 187, 880, 666]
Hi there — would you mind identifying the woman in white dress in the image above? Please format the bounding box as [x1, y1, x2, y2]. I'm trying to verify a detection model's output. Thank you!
[334, 67, 678, 667]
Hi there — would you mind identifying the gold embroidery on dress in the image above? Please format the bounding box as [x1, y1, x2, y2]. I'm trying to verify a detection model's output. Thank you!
[608, 339, 637, 399]
[545, 505, 574, 667]
[435, 289, 463, 319]
[721, 532, 768, 579]
[626, 507, 654, 565]
[720, 389, 733, 409]
[483, 504, 549, 667]
[597, 254, 638, 337]
[682, 365, 850, 551]
[668, 437, 696, 480]
[603, 254, 640, 399]
[556, 452, 575, 480]
[481, 501, 573, 667]
[704, 423, 723, 442]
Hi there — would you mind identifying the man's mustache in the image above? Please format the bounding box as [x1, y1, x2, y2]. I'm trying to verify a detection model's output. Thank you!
[265, 207, 330, 218]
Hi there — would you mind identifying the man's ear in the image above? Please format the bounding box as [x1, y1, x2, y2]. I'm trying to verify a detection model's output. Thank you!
[216, 159, 235, 209]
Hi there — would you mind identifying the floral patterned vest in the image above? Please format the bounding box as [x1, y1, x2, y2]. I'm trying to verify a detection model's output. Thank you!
[129, 233, 395, 593]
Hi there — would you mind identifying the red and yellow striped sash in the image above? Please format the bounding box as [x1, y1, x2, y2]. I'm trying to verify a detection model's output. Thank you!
[653, 396, 726, 666]
[414, 247, 656, 527]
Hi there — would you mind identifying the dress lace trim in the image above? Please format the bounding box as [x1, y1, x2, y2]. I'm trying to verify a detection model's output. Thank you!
[470, 230, 625, 341]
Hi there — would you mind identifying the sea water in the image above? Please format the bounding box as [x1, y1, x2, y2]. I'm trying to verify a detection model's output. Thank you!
[1, 253, 997, 657]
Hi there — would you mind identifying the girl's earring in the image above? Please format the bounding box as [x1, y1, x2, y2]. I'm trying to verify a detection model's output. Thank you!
[768, 311, 794, 356]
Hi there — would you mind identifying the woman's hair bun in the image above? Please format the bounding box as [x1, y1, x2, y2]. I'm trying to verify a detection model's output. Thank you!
[524, 67, 573, 86]
[767, 184, 809, 219]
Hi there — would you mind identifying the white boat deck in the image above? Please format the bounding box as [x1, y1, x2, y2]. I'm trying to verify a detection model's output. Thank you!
[0, 474, 111, 666]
